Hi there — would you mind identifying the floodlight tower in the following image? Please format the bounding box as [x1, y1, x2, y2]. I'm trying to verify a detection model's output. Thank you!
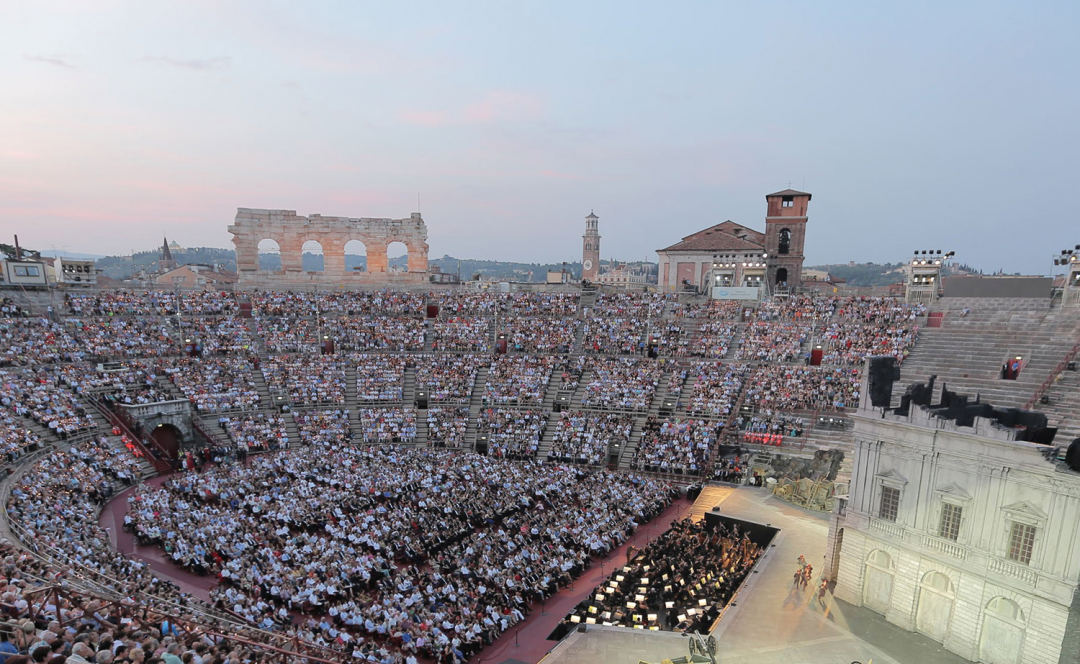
[1056, 245, 1080, 308]
[905, 249, 954, 304]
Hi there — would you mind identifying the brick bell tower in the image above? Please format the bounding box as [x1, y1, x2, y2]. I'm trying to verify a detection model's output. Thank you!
[764, 189, 811, 289]
[582, 211, 600, 281]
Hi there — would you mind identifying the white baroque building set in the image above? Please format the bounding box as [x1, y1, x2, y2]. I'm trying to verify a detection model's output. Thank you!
[826, 369, 1080, 664]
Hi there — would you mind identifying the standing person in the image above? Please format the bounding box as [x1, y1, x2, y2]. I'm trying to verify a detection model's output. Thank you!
[817, 578, 829, 609]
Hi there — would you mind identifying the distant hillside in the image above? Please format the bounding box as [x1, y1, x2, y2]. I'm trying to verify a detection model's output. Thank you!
[97, 247, 236, 279]
[94, 247, 655, 283]
[806, 262, 906, 287]
[807, 261, 981, 287]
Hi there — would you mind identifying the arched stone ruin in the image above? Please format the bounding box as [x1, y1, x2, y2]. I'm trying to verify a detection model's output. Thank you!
[229, 208, 429, 288]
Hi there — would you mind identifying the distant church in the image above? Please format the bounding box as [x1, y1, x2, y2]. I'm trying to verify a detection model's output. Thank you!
[656, 189, 811, 293]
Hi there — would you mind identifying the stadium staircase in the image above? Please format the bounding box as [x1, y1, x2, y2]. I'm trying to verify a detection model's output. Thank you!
[895, 298, 1080, 409]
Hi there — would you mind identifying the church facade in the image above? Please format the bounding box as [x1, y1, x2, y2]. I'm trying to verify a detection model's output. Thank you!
[656, 189, 810, 293]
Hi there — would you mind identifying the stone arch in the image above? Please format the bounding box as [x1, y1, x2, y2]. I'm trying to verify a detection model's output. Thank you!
[150, 422, 184, 459]
[915, 570, 954, 643]
[862, 549, 894, 615]
[387, 241, 409, 273]
[980, 597, 1025, 664]
[344, 239, 367, 273]
[775, 267, 788, 285]
[258, 239, 282, 272]
[230, 208, 430, 286]
[778, 228, 791, 255]
[302, 240, 325, 272]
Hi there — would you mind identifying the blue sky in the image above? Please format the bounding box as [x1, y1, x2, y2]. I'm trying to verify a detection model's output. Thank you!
[1, 1, 1077, 273]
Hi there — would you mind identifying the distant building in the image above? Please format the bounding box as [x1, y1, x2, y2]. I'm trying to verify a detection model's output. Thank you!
[802, 272, 845, 294]
[597, 263, 650, 288]
[159, 236, 177, 272]
[0, 258, 49, 287]
[155, 264, 237, 290]
[428, 264, 461, 285]
[656, 189, 811, 293]
[581, 212, 601, 282]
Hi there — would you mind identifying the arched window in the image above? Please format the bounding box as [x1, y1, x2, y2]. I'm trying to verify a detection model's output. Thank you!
[257, 239, 282, 271]
[775, 267, 788, 286]
[779, 228, 791, 255]
[387, 241, 409, 273]
[585, 242, 592, 252]
[302, 240, 324, 272]
[344, 240, 367, 273]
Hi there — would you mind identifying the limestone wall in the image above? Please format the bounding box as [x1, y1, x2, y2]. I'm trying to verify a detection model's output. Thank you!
[228, 208, 429, 288]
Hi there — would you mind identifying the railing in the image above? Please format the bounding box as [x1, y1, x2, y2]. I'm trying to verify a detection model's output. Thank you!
[87, 396, 173, 474]
[191, 416, 227, 448]
[989, 557, 1038, 586]
[922, 534, 966, 560]
[868, 517, 905, 541]
[1024, 339, 1080, 410]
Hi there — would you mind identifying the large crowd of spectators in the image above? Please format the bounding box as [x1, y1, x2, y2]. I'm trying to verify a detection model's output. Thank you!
[356, 354, 407, 402]
[357, 407, 417, 443]
[743, 365, 861, 411]
[168, 357, 260, 412]
[427, 407, 469, 448]
[581, 358, 663, 411]
[547, 411, 633, 465]
[477, 409, 547, 459]
[0, 287, 944, 664]
[685, 363, 749, 418]
[631, 417, 720, 475]
[294, 408, 352, 446]
[413, 355, 478, 404]
[431, 318, 490, 352]
[222, 413, 289, 452]
[734, 321, 809, 363]
[0, 369, 97, 439]
[503, 317, 577, 354]
[122, 447, 673, 662]
[261, 356, 347, 405]
[483, 355, 556, 406]
[581, 319, 646, 355]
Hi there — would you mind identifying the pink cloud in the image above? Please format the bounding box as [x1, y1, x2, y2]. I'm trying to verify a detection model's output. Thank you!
[463, 91, 543, 123]
[538, 169, 585, 181]
[400, 110, 450, 127]
[399, 91, 544, 128]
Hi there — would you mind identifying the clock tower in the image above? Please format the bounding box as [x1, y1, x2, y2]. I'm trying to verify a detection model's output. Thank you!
[582, 211, 600, 281]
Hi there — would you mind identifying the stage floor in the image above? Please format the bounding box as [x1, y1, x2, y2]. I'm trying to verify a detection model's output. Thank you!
[537, 485, 971, 664]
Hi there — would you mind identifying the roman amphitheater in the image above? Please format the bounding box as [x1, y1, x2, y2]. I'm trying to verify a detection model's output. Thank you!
[0, 272, 1077, 664]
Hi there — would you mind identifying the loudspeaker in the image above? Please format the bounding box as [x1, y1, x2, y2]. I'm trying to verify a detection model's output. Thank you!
[415, 391, 428, 409]
[426, 304, 439, 319]
[868, 356, 901, 408]
[1040, 395, 1050, 405]
[1066, 438, 1080, 473]
[1068, 361, 1077, 371]
[496, 337, 508, 355]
